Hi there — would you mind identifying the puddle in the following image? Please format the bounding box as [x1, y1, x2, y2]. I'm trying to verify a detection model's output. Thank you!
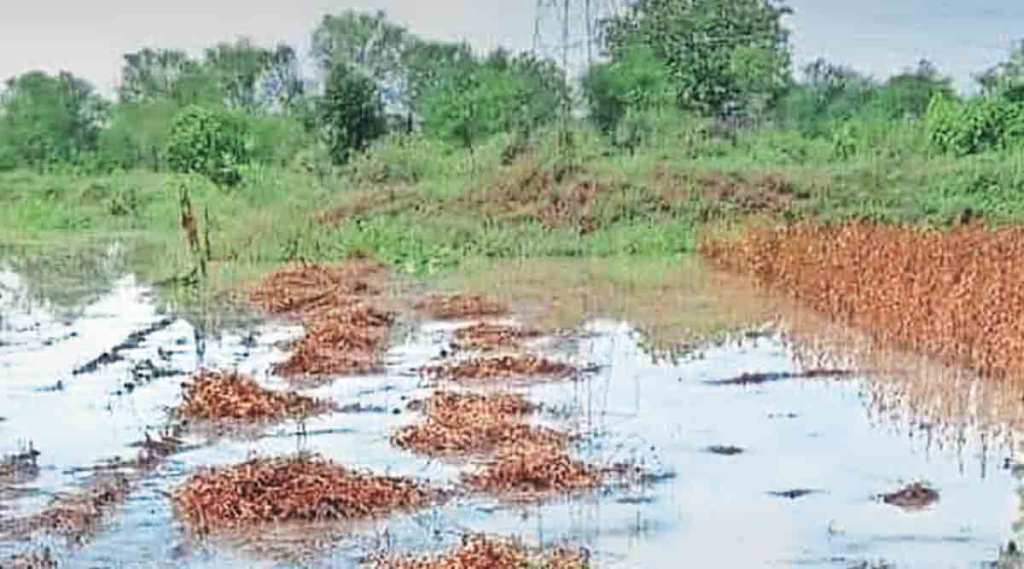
[0, 256, 1022, 567]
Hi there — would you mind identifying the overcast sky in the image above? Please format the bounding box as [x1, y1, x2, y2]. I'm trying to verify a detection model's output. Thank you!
[0, 1, 1022, 95]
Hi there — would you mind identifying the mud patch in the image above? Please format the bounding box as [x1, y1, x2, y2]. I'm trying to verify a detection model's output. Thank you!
[373, 535, 588, 569]
[768, 489, 821, 500]
[415, 294, 507, 320]
[173, 455, 437, 531]
[881, 482, 939, 510]
[705, 445, 744, 456]
[177, 371, 332, 422]
[422, 355, 576, 383]
[706, 369, 854, 386]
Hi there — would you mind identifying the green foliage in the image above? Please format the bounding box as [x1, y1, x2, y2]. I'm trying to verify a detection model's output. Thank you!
[346, 133, 456, 186]
[317, 63, 387, 165]
[0, 71, 107, 170]
[605, 0, 791, 117]
[245, 114, 309, 167]
[583, 44, 675, 134]
[977, 40, 1024, 103]
[420, 50, 566, 150]
[926, 95, 1024, 156]
[166, 106, 250, 186]
[97, 100, 179, 170]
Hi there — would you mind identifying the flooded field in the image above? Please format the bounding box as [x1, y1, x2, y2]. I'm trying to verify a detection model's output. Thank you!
[1, 251, 1022, 568]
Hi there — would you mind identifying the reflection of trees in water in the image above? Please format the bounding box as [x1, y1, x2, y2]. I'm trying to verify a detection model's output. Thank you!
[0, 243, 126, 317]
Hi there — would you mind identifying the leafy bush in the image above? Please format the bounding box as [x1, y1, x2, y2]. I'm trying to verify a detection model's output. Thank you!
[97, 100, 179, 171]
[926, 95, 1024, 156]
[583, 44, 675, 135]
[317, 63, 387, 165]
[166, 105, 250, 186]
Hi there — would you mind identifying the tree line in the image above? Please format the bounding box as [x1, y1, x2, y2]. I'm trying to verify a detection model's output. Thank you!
[2, 1, 1024, 182]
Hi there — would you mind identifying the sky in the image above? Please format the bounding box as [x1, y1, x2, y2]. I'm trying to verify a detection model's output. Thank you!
[0, 1, 1022, 95]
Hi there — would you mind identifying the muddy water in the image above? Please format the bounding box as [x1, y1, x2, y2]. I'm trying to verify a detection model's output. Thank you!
[1, 258, 1022, 568]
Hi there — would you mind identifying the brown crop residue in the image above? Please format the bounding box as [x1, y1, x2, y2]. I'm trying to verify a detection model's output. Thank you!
[422, 355, 575, 383]
[5, 550, 57, 569]
[415, 294, 507, 320]
[393, 392, 565, 457]
[881, 482, 939, 510]
[251, 262, 395, 379]
[463, 440, 602, 497]
[374, 535, 589, 569]
[0, 473, 131, 543]
[703, 223, 1024, 380]
[452, 323, 541, 352]
[173, 455, 434, 531]
[178, 370, 331, 422]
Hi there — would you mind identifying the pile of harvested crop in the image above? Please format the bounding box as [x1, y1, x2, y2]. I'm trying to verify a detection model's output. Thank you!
[463, 440, 601, 496]
[374, 535, 589, 569]
[5, 550, 57, 569]
[394, 392, 564, 457]
[702, 223, 1024, 380]
[422, 355, 575, 383]
[415, 294, 507, 320]
[250, 262, 386, 318]
[173, 455, 434, 531]
[452, 323, 540, 351]
[178, 371, 330, 421]
[251, 263, 396, 379]
[32, 474, 130, 539]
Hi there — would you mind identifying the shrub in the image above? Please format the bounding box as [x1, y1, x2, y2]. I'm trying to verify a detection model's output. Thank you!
[927, 95, 1024, 156]
[166, 105, 250, 186]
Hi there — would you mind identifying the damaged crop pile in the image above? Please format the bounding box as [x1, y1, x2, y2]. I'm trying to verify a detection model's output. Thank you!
[463, 440, 602, 497]
[452, 323, 540, 351]
[393, 392, 566, 456]
[422, 355, 575, 383]
[1, 473, 131, 542]
[173, 455, 434, 530]
[703, 223, 1024, 380]
[374, 535, 589, 569]
[415, 294, 507, 320]
[178, 370, 331, 421]
[251, 262, 395, 378]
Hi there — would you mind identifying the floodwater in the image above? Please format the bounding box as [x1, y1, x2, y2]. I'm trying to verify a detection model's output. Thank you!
[1, 254, 1022, 568]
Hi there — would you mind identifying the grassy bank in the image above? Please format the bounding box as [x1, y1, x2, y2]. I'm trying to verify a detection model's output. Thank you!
[6, 122, 1024, 300]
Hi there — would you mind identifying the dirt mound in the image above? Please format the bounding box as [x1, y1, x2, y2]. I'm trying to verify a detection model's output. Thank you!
[422, 355, 575, 383]
[251, 263, 396, 379]
[415, 294, 507, 320]
[881, 482, 939, 510]
[463, 440, 602, 497]
[702, 223, 1024, 380]
[177, 371, 330, 421]
[452, 323, 541, 351]
[173, 455, 434, 531]
[374, 535, 588, 569]
[393, 392, 564, 457]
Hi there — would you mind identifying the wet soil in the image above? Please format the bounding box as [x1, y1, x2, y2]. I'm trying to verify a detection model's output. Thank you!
[1, 256, 1022, 568]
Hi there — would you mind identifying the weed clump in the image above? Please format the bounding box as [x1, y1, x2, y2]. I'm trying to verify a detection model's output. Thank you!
[173, 455, 434, 531]
[415, 294, 507, 320]
[178, 370, 331, 421]
[373, 535, 589, 569]
[393, 392, 565, 457]
[452, 323, 541, 351]
[421, 355, 575, 383]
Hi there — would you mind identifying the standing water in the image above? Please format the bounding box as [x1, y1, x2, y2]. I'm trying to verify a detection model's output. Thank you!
[0, 254, 1020, 568]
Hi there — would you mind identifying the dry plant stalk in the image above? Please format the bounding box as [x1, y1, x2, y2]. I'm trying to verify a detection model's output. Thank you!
[173, 455, 434, 531]
[421, 356, 575, 383]
[374, 535, 589, 569]
[178, 370, 330, 421]
[703, 222, 1024, 380]
[415, 294, 507, 320]
[250, 262, 395, 379]
[452, 323, 540, 351]
[462, 440, 602, 497]
[393, 392, 565, 457]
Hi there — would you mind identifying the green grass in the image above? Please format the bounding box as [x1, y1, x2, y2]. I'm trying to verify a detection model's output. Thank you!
[5, 119, 1024, 309]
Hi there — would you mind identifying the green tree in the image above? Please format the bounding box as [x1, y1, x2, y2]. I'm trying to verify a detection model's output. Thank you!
[312, 11, 409, 87]
[419, 51, 566, 150]
[166, 105, 250, 185]
[605, 0, 791, 117]
[583, 44, 675, 133]
[871, 59, 954, 119]
[97, 100, 179, 170]
[316, 63, 387, 164]
[978, 40, 1024, 103]
[118, 49, 221, 105]
[0, 71, 107, 169]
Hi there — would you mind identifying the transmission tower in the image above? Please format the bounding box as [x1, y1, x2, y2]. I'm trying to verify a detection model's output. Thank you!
[533, 0, 625, 83]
